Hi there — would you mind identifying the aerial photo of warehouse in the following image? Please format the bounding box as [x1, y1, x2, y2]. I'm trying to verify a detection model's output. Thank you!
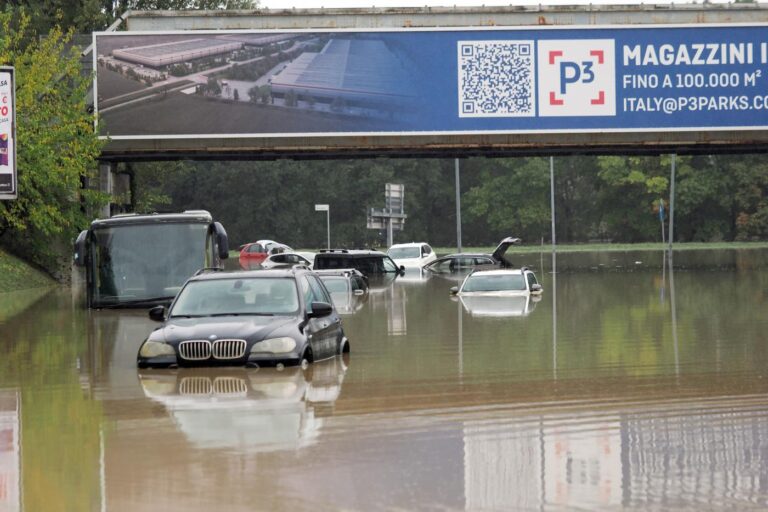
[95, 32, 421, 137]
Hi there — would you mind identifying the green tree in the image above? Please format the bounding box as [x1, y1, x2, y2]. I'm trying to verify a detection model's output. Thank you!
[463, 157, 551, 243]
[0, 1, 110, 33]
[0, 11, 107, 276]
[725, 154, 768, 240]
[595, 155, 675, 242]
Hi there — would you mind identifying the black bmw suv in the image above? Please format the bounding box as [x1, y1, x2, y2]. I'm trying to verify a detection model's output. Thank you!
[137, 267, 348, 368]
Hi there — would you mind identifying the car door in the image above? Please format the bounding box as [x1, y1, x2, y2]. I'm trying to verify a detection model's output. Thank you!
[421, 244, 436, 265]
[300, 275, 341, 360]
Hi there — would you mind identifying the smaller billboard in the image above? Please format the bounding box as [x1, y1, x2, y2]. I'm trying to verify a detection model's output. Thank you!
[0, 67, 16, 200]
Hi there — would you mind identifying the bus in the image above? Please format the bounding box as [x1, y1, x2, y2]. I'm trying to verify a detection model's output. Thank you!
[73, 210, 229, 308]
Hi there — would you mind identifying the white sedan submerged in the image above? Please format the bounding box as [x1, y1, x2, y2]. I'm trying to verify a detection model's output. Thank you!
[387, 242, 437, 269]
[450, 268, 543, 296]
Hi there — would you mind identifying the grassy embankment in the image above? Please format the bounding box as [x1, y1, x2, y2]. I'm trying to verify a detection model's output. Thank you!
[0, 247, 56, 292]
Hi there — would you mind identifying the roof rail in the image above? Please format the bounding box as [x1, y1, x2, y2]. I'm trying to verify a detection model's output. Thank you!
[193, 267, 225, 276]
[318, 249, 349, 253]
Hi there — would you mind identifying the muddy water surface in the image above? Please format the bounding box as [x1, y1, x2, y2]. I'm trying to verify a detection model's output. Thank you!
[1, 249, 767, 511]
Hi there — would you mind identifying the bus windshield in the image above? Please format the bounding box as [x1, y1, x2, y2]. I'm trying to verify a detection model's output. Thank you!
[90, 222, 210, 307]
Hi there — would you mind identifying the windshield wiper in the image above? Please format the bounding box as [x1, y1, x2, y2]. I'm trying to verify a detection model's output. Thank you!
[97, 296, 174, 309]
[169, 314, 203, 318]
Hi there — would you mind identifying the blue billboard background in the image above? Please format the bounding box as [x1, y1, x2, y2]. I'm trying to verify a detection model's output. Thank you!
[94, 25, 768, 138]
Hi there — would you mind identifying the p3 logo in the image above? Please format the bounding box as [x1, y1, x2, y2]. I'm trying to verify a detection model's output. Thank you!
[538, 40, 616, 117]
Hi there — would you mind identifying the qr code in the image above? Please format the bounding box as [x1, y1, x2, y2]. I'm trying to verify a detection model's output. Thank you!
[458, 41, 535, 118]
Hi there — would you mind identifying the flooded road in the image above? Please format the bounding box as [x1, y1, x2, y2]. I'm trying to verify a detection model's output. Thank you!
[1, 249, 767, 511]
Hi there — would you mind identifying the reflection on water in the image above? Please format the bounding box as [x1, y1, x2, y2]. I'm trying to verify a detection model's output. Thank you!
[138, 358, 348, 453]
[0, 390, 20, 511]
[458, 293, 539, 317]
[0, 249, 767, 510]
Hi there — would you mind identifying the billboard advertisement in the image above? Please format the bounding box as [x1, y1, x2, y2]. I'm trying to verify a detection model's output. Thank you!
[0, 67, 16, 200]
[94, 25, 768, 141]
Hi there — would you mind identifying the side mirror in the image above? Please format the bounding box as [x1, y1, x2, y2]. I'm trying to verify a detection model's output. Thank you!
[149, 305, 166, 322]
[73, 230, 88, 267]
[399, 265, 406, 274]
[309, 301, 333, 318]
[450, 286, 459, 295]
[531, 284, 543, 292]
[213, 222, 229, 260]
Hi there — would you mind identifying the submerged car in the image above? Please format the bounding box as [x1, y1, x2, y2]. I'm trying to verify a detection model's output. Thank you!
[450, 268, 543, 296]
[259, 252, 313, 269]
[137, 268, 349, 368]
[424, 237, 522, 274]
[313, 249, 404, 276]
[313, 269, 369, 314]
[387, 242, 437, 269]
[238, 240, 293, 269]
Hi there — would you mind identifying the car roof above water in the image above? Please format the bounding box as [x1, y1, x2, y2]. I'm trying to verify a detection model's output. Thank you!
[388, 242, 428, 248]
[317, 249, 387, 256]
[189, 268, 308, 282]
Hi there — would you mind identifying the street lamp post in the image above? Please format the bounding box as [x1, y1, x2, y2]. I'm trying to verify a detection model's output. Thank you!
[315, 204, 330, 249]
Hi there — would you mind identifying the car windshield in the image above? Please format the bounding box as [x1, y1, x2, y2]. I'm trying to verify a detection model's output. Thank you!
[171, 278, 299, 316]
[388, 247, 420, 259]
[319, 277, 348, 293]
[462, 274, 527, 292]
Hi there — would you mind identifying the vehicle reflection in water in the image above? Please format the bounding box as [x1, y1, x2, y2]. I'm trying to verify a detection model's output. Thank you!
[366, 274, 408, 335]
[396, 267, 431, 283]
[138, 356, 348, 453]
[458, 293, 540, 317]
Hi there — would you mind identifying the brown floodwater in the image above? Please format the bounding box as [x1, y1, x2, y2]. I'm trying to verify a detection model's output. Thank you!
[1, 249, 767, 511]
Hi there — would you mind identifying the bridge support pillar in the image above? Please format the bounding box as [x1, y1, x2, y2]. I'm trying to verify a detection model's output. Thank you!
[99, 161, 114, 219]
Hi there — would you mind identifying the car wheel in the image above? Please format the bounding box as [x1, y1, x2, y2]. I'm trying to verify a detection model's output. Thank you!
[339, 338, 350, 355]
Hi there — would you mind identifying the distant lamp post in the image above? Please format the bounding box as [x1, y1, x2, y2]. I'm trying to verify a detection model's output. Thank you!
[315, 204, 330, 249]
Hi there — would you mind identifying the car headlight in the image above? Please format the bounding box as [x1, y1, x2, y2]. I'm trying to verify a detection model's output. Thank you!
[250, 337, 297, 354]
[139, 341, 176, 358]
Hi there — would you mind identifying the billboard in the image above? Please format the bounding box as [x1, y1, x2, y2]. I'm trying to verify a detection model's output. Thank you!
[94, 24, 768, 142]
[0, 67, 16, 200]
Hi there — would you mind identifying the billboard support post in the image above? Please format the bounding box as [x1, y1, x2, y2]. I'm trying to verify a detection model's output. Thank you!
[668, 154, 676, 255]
[550, 156, 556, 252]
[455, 158, 462, 253]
